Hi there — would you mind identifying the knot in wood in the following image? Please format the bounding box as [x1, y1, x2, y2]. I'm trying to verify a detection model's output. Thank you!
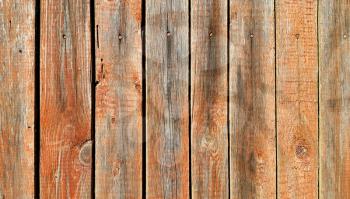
[79, 141, 92, 166]
[200, 135, 217, 154]
[295, 145, 308, 159]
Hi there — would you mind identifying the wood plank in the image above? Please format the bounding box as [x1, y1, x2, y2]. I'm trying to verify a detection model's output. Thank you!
[0, 0, 35, 197]
[276, 0, 318, 198]
[191, 0, 228, 198]
[40, 0, 92, 198]
[146, 0, 190, 198]
[319, 0, 350, 198]
[95, 0, 142, 198]
[229, 0, 276, 198]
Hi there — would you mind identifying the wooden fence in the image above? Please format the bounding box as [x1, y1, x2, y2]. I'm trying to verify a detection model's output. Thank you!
[0, 0, 349, 198]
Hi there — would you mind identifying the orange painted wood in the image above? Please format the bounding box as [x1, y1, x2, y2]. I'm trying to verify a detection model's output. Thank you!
[0, 0, 35, 197]
[276, 0, 318, 198]
[95, 0, 142, 198]
[229, 0, 276, 198]
[146, 0, 190, 198]
[191, 0, 229, 198]
[319, 0, 350, 198]
[40, 0, 92, 198]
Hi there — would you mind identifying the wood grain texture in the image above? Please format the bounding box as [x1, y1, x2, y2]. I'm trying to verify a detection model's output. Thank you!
[40, 0, 92, 198]
[95, 0, 142, 198]
[0, 0, 35, 198]
[319, 0, 350, 198]
[146, 0, 189, 198]
[191, 0, 228, 198]
[276, 0, 318, 198]
[229, 0, 275, 198]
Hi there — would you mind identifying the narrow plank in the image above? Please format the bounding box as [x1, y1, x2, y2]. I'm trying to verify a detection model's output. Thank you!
[146, 0, 190, 197]
[276, 0, 318, 198]
[0, 0, 35, 197]
[191, 0, 228, 198]
[229, 0, 276, 198]
[95, 0, 142, 198]
[319, 0, 350, 198]
[40, 0, 92, 198]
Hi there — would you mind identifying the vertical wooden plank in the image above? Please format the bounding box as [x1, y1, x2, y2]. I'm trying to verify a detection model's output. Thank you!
[191, 0, 228, 198]
[276, 0, 318, 198]
[95, 0, 142, 198]
[40, 0, 92, 198]
[146, 0, 189, 198]
[229, 0, 276, 198]
[0, 0, 35, 197]
[319, 0, 350, 198]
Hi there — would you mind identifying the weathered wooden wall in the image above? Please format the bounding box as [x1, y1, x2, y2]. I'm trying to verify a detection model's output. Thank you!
[0, 0, 350, 198]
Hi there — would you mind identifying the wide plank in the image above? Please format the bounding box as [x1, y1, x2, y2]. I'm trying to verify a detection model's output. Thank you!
[0, 0, 35, 197]
[146, 0, 190, 198]
[191, 0, 229, 198]
[95, 0, 142, 198]
[276, 0, 318, 198]
[319, 0, 350, 198]
[229, 0, 276, 198]
[40, 0, 92, 198]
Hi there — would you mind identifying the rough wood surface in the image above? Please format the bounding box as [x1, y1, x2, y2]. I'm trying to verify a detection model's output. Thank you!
[146, 0, 190, 198]
[319, 0, 350, 198]
[229, 0, 276, 198]
[95, 0, 142, 198]
[191, 0, 228, 198]
[40, 0, 92, 198]
[0, 0, 35, 198]
[276, 0, 318, 198]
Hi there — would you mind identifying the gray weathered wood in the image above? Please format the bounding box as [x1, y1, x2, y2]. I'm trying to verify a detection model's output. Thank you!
[0, 0, 35, 197]
[146, 0, 190, 198]
[276, 0, 318, 198]
[319, 0, 350, 198]
[40, 0, 92, 197]
[95, 0, 142, 198]
[229, 0, 276, 198]
[191, 0, 229, 198]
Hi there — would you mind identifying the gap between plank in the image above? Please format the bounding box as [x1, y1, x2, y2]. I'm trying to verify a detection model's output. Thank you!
[274, 0, 278, 198]
[227, 0, 230, 198]
[90, 0, 96, 197]
[316, 0, 320, 197]
[141, 0, 146, 198]
[34, 0, 41, 197]
[188, 0, 192, 198]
